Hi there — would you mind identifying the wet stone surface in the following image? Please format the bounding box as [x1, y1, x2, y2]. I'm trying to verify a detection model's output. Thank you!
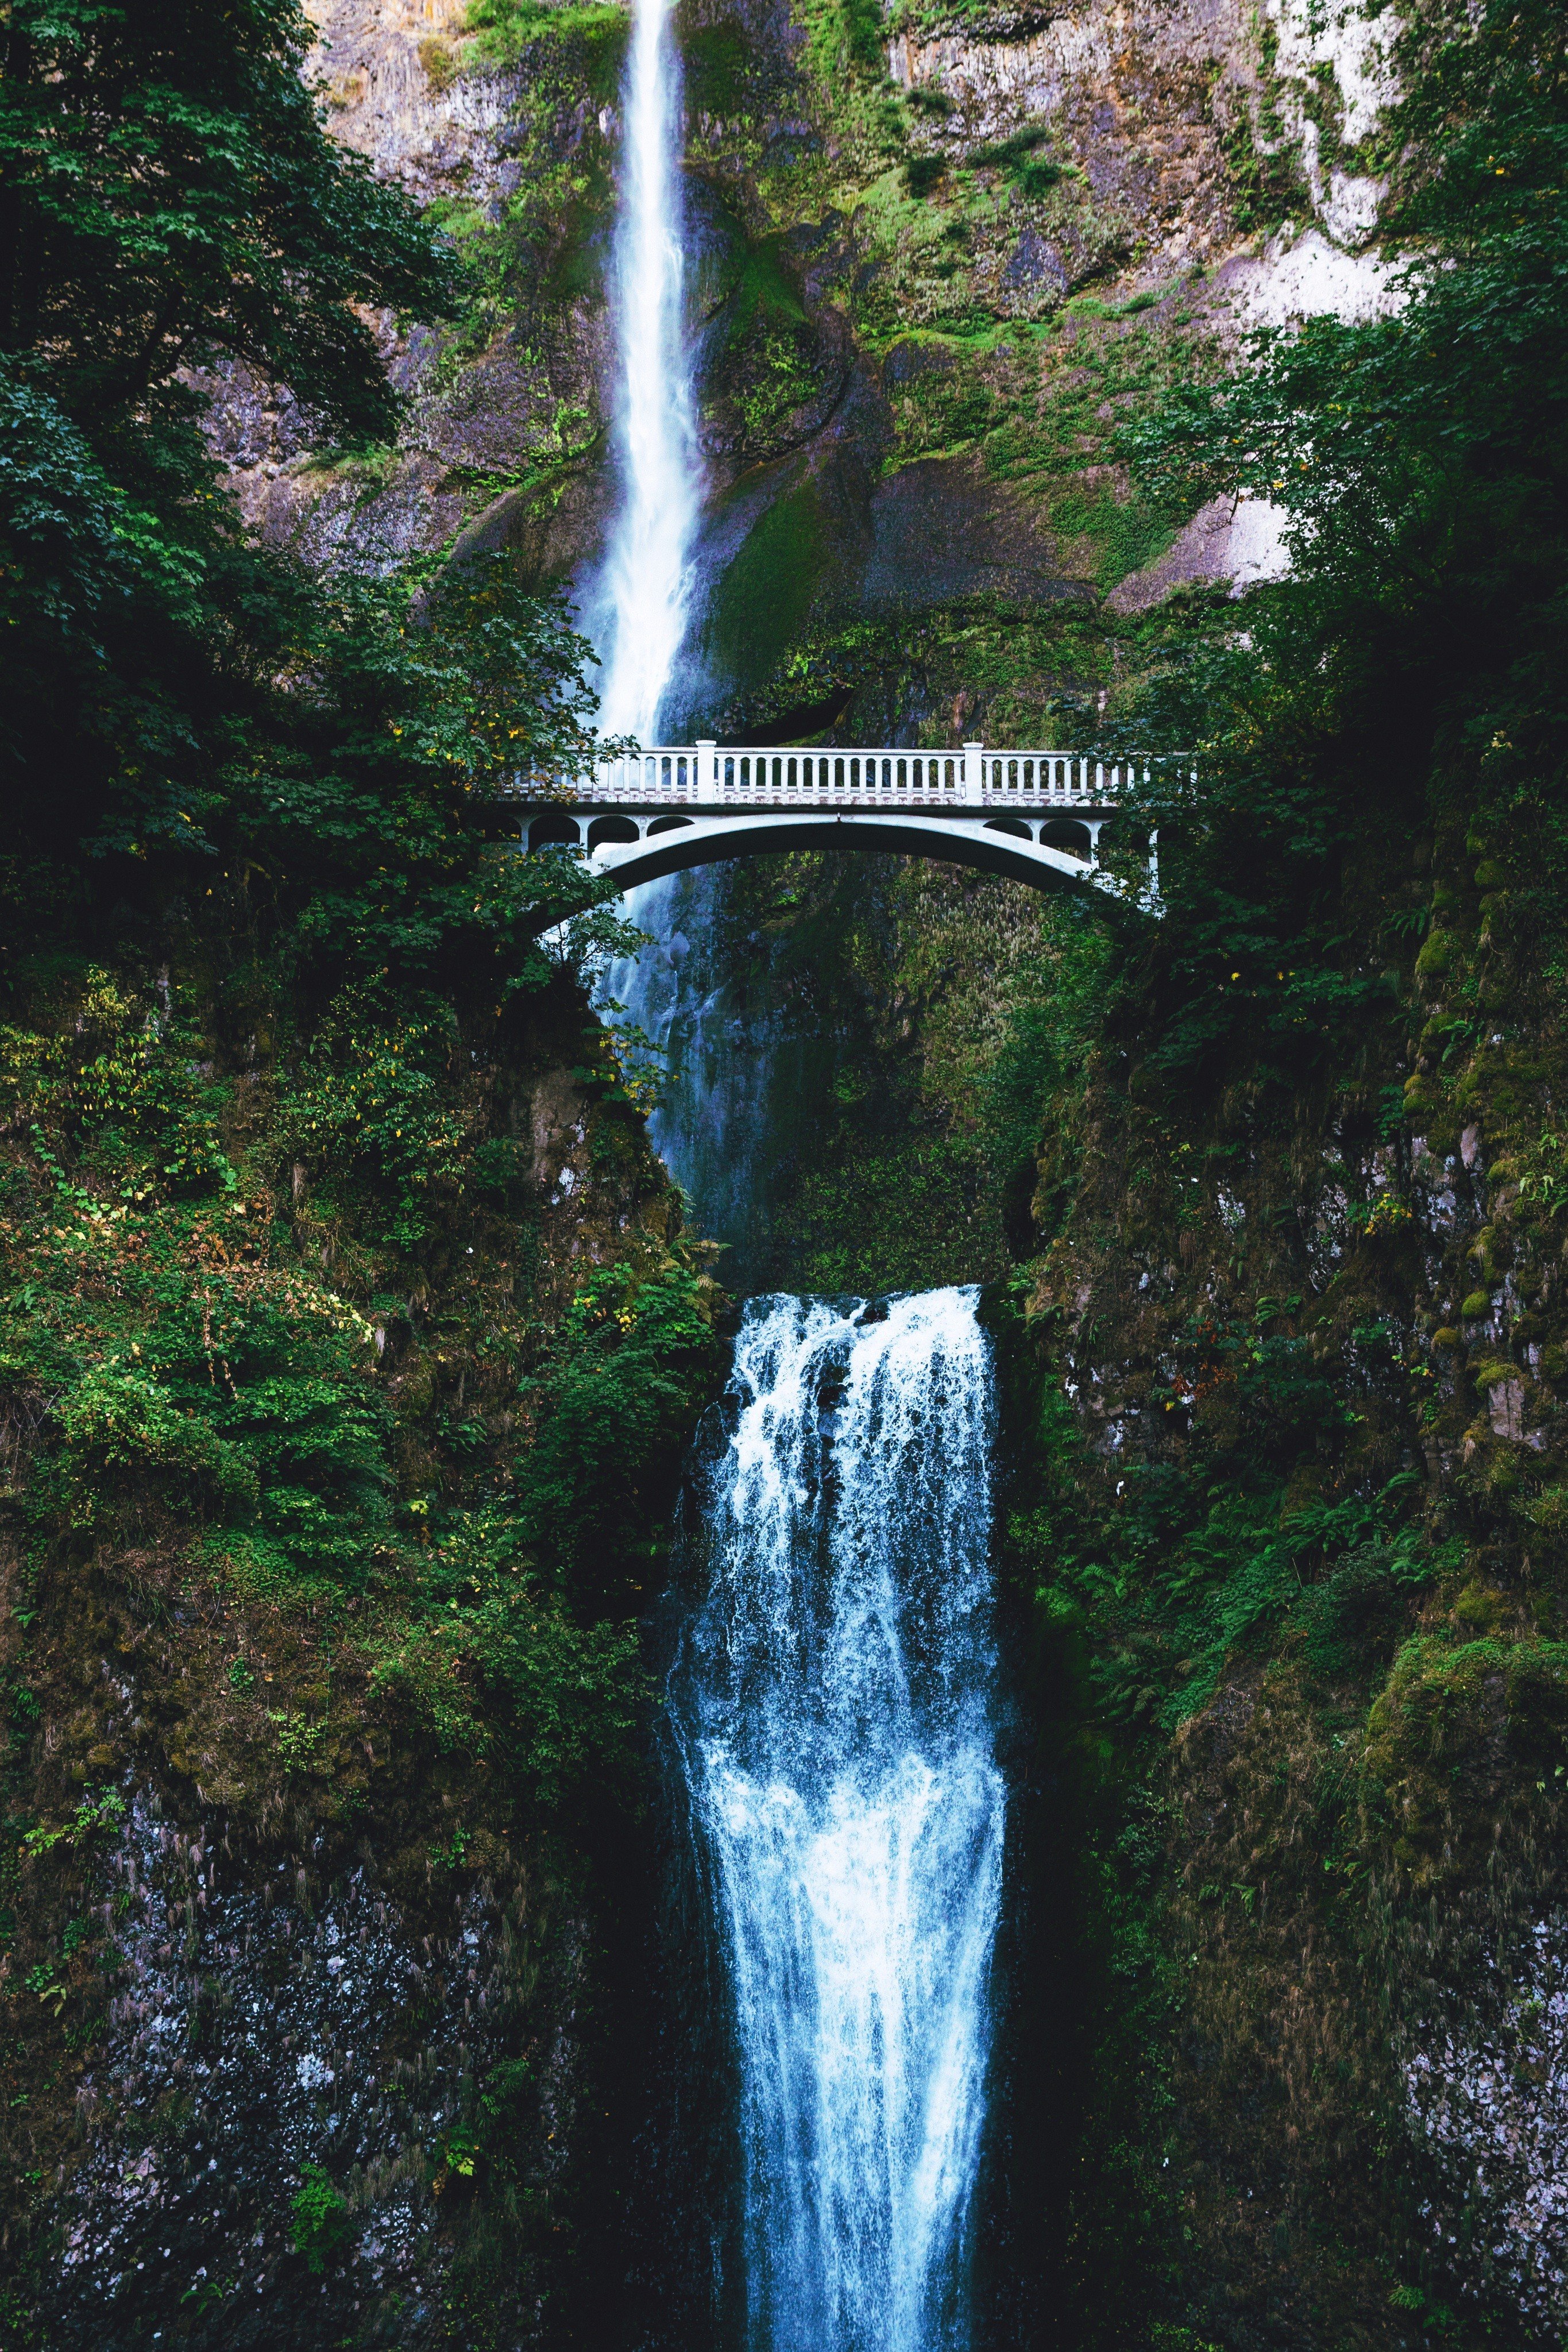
[44, 1792, 571, 2352]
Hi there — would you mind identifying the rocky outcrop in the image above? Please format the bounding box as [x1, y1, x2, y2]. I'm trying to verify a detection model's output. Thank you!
[45, 1792, 580, 2351]
[200, 0, 1405, 696]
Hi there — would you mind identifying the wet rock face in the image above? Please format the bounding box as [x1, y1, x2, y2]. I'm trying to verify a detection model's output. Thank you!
[307, 0, 523, 205]
[45, 1792, 576, 2352]
[202, 0, 1406, 659]
[1405, 1920, 1568, 2334]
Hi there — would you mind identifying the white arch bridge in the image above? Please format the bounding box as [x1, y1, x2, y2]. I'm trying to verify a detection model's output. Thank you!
[519, 739, 1167, 903]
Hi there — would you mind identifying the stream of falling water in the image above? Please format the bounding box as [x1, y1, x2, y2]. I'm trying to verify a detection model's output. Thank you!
[591, 0, 700, 742]
[669, 1290, 1006, 2351]
[588, 0, 719, 1210]
[590, 17, 1006, 2340]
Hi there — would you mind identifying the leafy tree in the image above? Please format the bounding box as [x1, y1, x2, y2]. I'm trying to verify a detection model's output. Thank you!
[0, 0, 621, 986]
[1108, 0, 1568, 1082]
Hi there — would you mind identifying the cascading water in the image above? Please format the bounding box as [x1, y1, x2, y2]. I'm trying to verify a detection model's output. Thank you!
[593, 29, 1008, 2342]
[588, 0, 717, 1199]
[591, 0, 701, 742]
[669, 1287, 1006, 2351]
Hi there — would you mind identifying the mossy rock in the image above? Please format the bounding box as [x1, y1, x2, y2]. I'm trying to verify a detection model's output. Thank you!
[1451, 1578, 1509, 1633]
[696, 461, 844, 695]
[466, 1, 629, 101]
[698, 229, 848, 466]
[1415, 929, 1459, 980]
[679, 14, 766, 114]
[1365, 1631, 1568, 1879]
[1525, 1484, 1568, 1533]
[1474, 858, 1508, 890]
[1460, 1290, 1490, 1320]
[1431, 1326, 1459, 1352]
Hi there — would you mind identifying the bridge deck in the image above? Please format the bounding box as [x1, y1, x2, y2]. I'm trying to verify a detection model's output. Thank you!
[566, 741, 1138, 811]
[517, 742, 1167, 907]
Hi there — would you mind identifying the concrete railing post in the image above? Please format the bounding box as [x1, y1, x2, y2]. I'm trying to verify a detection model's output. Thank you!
[963, 741, 984, 806]
[695, 740, 717, 805]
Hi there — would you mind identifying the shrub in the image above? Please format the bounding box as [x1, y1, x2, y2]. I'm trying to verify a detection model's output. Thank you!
[291, 2165, 351, 2273]
[1013, 157, 1064, 197]
[55, 1364, 257, 1523]
[971, 122, 1052, 173]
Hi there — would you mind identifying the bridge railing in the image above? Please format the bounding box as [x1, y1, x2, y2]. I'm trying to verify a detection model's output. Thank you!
[562, 742, 1150, 808]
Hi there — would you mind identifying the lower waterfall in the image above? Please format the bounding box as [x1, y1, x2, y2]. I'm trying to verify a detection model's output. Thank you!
[667, 1286, 1006, 2352]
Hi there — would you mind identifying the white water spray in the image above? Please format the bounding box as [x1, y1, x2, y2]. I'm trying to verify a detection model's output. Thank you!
[671, 1288, 1006, 2351]
[593, 0, 701, 742]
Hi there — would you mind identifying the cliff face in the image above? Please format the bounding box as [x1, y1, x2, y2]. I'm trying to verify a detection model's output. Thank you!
[10, 3, 1561, 2349]
[225, 0, 1398, 726]
[0, 951, 720, 2347]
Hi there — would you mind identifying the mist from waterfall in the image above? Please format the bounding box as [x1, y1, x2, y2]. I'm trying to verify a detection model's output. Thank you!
[591, 0, 701, 743]
[669, 1288, 1006, 2351]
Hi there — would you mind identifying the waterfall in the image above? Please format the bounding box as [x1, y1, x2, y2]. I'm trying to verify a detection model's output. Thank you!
[669, 1287, 1006, 2351]
[592, 0, 701, 743]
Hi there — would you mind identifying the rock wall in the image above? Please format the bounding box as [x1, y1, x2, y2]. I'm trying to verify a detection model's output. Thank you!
[208, 0, 1402, 717]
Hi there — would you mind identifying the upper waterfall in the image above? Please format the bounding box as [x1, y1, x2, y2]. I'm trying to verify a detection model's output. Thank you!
[591, 0, 702, 743]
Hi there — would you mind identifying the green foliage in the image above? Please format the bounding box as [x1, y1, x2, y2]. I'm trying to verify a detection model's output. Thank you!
[53, 1361, 257, 1524]
[833, 0, 883, 73]
[366, 1541, 647, 1800]
[902, 154, 946, 199]
[0, 0, 459, 882]
[0, 0, 454, 439]
[19, 1788, 125, 1861]
[1113, 0, 1568, 1094]
[464, 0, 627, 74]
[0, 0, 629, 998]
[517, 1258, 724, 1594]
[970, 122, 1053, 175]
[291, 2164, 350, 2272]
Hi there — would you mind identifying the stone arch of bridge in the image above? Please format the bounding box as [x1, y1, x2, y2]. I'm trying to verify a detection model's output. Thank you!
[519, 740, 1169, 918]
[524, 807, 1124, 896]
[534, 799, 1123, 889]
